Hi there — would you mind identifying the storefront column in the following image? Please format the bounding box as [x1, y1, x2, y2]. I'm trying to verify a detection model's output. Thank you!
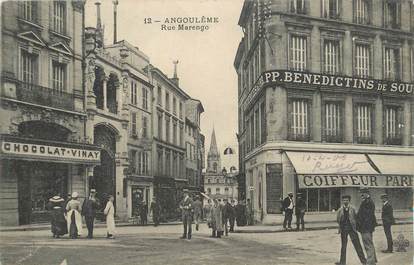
[403, 100, 412, 146]
[375, 96, 383, 145]
[344, 95, 354, 143]
[312, 91, 321, 142]
[103, 76, 108, 112]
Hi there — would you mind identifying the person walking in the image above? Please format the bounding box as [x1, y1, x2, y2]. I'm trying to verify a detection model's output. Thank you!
[246, 198, 253, 225]
[65, 192, 82, 239]
[335, 195, 367, 265]
[150, 198, 161, 227]
[193, 196, 203, 231]
[380, 194, 395, 253]
[204, 199, 213, 228]
[282, 192, 294, 230]
[47, 194, 67, 238]
[295, 193, 306, 231]
[229, 199, 236, 232]
[357, 188, 377, 265]
[82, 189, 100, 239]
[211, 199, 223, 238]
[179, 189, 193, 240]
[222, 199, 231, 236]
[103, 195, 115, 239]
[235, 200, 246, 227]
[140, 200, 148, 226]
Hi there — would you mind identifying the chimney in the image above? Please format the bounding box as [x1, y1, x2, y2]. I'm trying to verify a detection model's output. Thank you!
[95, 2, 103, 48]
[113, 0, 119, 44]
[171, 60, 179, 86]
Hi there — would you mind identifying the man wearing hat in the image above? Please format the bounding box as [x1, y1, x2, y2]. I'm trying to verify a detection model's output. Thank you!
[335, 195, 367, 265]
[357, 187, 377, 265]
[295, 193, 306, 231]
[179, 189, 193, 239]
[282, 192, 294, 230]
[380, 194, 395, 253]
[82, 189, 100, 239]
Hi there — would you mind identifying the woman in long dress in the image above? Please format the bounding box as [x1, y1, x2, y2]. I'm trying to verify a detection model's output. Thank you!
[104, 195, 115, 239]
[211, 199, 224, 238]
[48, 195, 67, 238]
[65, 192, 83, 239]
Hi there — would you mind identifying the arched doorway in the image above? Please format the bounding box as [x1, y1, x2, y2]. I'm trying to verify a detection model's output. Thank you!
[91, 124, 117, 211]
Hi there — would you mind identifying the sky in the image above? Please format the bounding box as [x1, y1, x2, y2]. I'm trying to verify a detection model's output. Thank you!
[85, 0, 244, 165]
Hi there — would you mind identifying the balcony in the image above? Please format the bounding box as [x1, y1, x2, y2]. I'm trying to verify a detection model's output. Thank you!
[3, 80, 75, 111]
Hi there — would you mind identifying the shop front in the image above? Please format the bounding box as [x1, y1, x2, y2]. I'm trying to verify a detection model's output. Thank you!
[125, 175, 153, 219]
[0, 135, 101, 225]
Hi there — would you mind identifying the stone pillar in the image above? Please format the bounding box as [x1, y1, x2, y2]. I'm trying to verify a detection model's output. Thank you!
[103, 76, 108, 112]
[343, 31, 352, 76]
[312, 91, 322, 142]
[403, 100, 412, 146]
[375, 96, 383, 145]
[115, 132, 128, 221]
[116, 82, 122, 114]
[344, 95, 353, 143]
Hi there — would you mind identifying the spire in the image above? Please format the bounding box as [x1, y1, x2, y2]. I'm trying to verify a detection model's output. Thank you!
[113, 0, 119, 44]
[95, 2, 103, 48]
[208, 128, 219, 157]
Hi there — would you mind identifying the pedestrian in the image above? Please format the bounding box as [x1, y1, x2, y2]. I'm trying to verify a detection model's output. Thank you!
[222, 198, 231, 236]
[140, 200, 148, 226]
[229, 199, 236, 232]
[380, 194, 395, 253]
[357, 187, 377, 265]
[295, 193, 306, 231]
[81, 189, 100, 239]
[204, 199, 213, 228]
[211, 199, 223, 238]
[282, 192, 294, 230]
[65, 192, 83, 239]
[47, 194, 67, 238]
[235, 200, 246, 227]
[150, 197, 161, 226]
[192, 196, 203, 231]
[335, 195, 367, 265]
[104, 195, 115, 239]
[246, 198, 253, 225]
[179, 189, 193, 239]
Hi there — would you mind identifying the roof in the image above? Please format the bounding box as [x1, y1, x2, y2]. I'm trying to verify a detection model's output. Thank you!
[149, 65, 191, 100]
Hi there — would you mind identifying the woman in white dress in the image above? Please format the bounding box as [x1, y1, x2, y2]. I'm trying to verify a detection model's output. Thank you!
[104, 195, 115, 239]
[65, 192, 83, 238]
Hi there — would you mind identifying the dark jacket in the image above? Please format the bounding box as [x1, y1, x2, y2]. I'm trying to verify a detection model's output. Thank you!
[357, 197, 377, 233]
[222, 203, 235, 219]
[81, 197, 100, 217]
[295, 197, 306, 215]
[381, 201, 395, 226]
[337, 205, 358, 233]
[282, 196, 294, 211]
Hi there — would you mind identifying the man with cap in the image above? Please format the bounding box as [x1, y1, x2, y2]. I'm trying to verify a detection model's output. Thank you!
[295, 193, 306, 231]
[82, 189, 100, 239]
[179, 189, 193, 239]
[357, 187, 377, 265]
[335, 195, 367, 265]
[282, 192, 294, 230]
[380, 194, 395, 253]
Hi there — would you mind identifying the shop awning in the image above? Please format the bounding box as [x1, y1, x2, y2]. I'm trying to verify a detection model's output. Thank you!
[367, 154, 414, 175]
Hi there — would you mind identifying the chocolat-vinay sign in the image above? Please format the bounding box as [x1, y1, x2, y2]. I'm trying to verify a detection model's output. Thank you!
[245, 70, 414, 106]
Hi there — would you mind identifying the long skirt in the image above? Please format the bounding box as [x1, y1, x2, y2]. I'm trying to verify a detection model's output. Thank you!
[67, 210, 82, 238]
[50, 208, 67, 236]
[106, 214, 116, 235]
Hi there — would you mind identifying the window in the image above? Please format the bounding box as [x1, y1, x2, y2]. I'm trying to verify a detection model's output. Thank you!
[140, 152, 149, 175]
[179, 102, 183, 118]
[131, 112, 137, 136]
[165, 117, 170, 142]
[322, 0, 340, 19]
[299, 188, 340, 212]
[173, 97, 177, 114]
[383, 47, 400, 80]
[165, 151, 171, 175]
[384, 106, 402, 145]
[255, 108, 260, 147]
[129, 150, 137, 173]
[158, 114, 163, 139]
[173, 154, 177, 177]
[323, 40, 341, 74]
[354, 43, 370, 78]
[216, 188, 220, 194]
[157, 86, 162, 106]
[131, 82, 137, 105]
[290, 0, 306, 14]
[250, 113, 254, 149]
[173, 122, 177, 145]
[157, 151, 163, 175]
[52, 62, 66, 91]
[384, 0, 401, 29]
[142, 87, 148, 109]
[289, 99, 310, 141]
[142, 116, 148, 138]
[355, 104, 373, 144]
[260, 102, 266, 144]
[289, 35, 307, 71]
[323, 102, 342, 142]
[21, 1, 37, 22]
[53, 1, 66, 34]
[354, 0, 370, 24]
[20, 50, 38, 84]
[179, 126, 183, 146]
[165, 92, 170, 110]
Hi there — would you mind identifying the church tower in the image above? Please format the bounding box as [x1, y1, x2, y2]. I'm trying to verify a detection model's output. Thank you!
[207, 128, 221, 173]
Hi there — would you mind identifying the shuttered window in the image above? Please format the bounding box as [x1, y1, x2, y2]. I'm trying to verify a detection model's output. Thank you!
[142, 87, 148, 109]
[290, 35, 307, 71]
[383, 47, 400, 80]
[20, 50, 38, 84]
[290, 0, 306, 14]
[324, 102, 342, 142]
[355, 104, 373, 143]
[290, 99, 310, 141]
[323, 40, 341, 74]
[354, 0, 370, 24]
[322, 0, 340, 19]
[384, 1, 401, 29]
[355, 44, 370, 78]
[21, 1, 37, 22]
[53, 1, 66, 34]
[384, 106, 402, 145]
[52, 62, 66, 91]
[131, 112, 137, 136]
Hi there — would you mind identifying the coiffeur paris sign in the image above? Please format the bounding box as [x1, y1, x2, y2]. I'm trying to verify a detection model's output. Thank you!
[244, 70, 414, 107]
[1, 141, 101, 164]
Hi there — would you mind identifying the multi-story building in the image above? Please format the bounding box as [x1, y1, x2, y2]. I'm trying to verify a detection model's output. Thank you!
[235, 0, 414, 224]
[0, 1, 101, 225]
[184, 99, 204, 193]
[203, 129, 238, 203]
[84, 3, 153, 221]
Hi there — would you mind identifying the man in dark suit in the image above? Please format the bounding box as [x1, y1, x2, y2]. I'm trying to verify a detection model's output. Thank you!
[179, 189, 193, 240]
[81, 189, 100, 239]
[282, 192, 294, 230]
[335, 195, 367, 265]
[295, 193, 306, 231]
[357, 187, 377, 265]
[380, 194, 395, 253]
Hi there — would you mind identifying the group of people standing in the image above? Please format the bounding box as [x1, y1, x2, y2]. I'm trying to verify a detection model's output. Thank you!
[48, 189, 116, 240]
[281, 192, 306, 231]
